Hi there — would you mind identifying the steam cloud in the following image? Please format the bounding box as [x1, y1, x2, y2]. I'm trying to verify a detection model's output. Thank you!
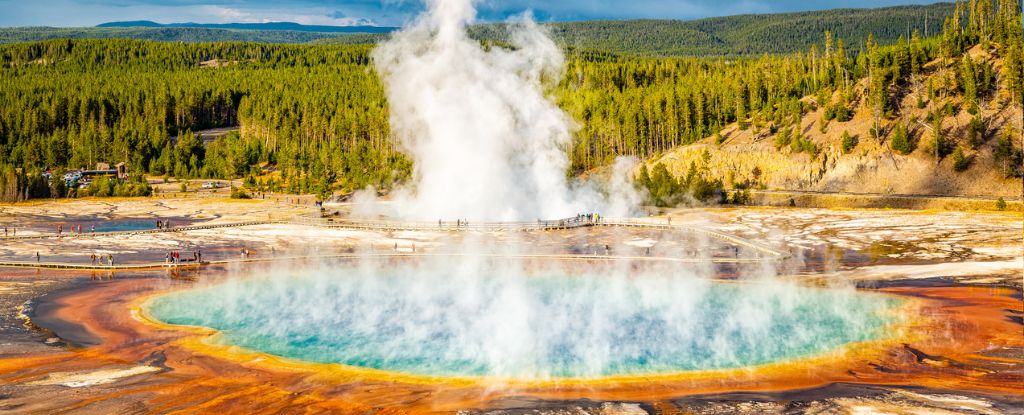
[372, 0, 633, 220]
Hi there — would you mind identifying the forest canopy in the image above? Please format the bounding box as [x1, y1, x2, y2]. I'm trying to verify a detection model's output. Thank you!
[0, 0, 1020, 202]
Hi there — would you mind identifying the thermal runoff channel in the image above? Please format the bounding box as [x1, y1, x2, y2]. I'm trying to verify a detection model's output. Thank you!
[146, 262, 900, 380]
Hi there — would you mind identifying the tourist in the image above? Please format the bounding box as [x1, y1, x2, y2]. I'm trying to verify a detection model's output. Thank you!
[36, 252, 40, 262]
[92, 254, 97, 265]
[90, 224, 94, 233]
[108, 254, 113, 267]
[165, 252, 170, 264]
[197, 251, 202, 263]
[3, 227, 6, 237]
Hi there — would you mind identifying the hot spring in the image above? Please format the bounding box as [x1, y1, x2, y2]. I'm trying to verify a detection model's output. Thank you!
[145, 260, 902, 380]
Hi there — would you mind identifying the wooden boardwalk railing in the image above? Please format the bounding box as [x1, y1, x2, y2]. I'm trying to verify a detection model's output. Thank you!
[0, 220, 282, 241]
[290, 216, 788, 259]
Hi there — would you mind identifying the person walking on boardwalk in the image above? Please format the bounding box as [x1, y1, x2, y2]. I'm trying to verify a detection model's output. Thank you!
[36, 252, 40, 262]
[107, 254, 113, 267]
[92, 254, 97, 265]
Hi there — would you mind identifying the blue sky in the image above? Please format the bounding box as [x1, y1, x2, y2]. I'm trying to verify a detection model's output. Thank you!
[0, 0, 945, 27]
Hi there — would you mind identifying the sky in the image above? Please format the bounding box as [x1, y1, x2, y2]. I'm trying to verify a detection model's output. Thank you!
[0, 0, 945, 28]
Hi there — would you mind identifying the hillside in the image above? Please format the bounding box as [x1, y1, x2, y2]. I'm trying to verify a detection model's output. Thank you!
[96, 21, 396, 34]
[642, 45, 1023, 200]
[0, 27, 356, 44]
[4, 3, 955, 56]
[479, 3, 956, 56]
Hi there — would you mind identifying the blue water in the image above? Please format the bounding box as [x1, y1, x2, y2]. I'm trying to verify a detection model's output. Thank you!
[86, 220, 159, 232]
[147, 266, 899, 379]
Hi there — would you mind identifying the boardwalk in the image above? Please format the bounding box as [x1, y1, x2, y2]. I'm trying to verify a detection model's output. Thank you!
[292, 216, 788, 259]
[0, 215, 789, 270]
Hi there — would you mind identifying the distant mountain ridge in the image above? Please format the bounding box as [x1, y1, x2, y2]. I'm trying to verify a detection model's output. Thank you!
[97, 20, 396, 34]
[1, 3, 959, 56]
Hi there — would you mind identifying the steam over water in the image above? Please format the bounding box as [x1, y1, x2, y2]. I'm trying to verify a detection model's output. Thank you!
[148, 262, 898, 379]
[147, 0, 902, 384]
[371, 0, 636, 220]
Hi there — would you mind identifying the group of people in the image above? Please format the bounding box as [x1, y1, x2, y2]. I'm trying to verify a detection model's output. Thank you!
[56, 224, 93, 236]
[90, 253, 114, 266]
[166, 250, 202, 264]
[393, 242, 416, 252]
[3, 227, 15, 237]
[436, 219, 471, 228]
[156, 220, 171, 230]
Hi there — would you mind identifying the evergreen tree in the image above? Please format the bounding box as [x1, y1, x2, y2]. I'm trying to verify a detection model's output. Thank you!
[952, 147, 970, 171]
[960, 54, 979, 109]
[841, 131, 857, 153]
[891, 123, 913, 154]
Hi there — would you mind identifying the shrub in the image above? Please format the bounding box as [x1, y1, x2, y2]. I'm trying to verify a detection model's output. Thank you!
[967, 115, 984, 149]
[774, 127, 792, 150]
[952, 147, 969, 171]
[996, 197, 1007, 211]
[79, 176, 152, 198]
[841, 131, 857, 154]
[230, 187, 251, 199]
[824, 102, 851, 122]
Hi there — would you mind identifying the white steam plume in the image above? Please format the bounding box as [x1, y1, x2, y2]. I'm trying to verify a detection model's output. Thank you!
[372, 0, 633, 220]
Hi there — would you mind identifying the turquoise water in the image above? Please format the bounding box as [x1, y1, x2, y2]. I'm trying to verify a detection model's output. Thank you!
[88, 220, 158, 232]
[147, 266, 899, 379]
